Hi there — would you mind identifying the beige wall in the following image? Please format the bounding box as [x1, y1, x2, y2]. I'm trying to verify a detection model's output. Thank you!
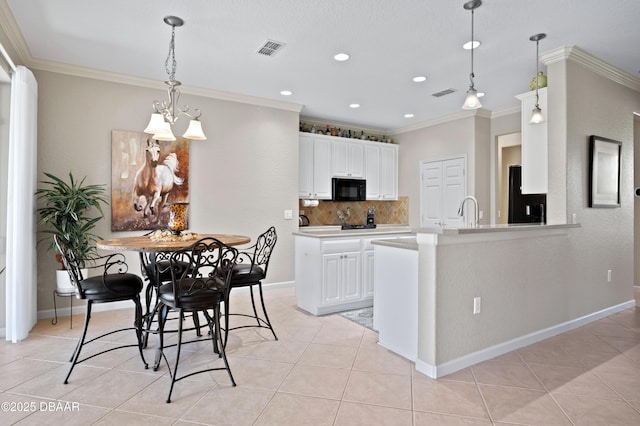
[559, 59, 637, 310]
[394, 115, 490, 228]
[32, 70, 300, 312]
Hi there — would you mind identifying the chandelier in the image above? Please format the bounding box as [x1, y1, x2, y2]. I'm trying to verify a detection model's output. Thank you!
[144, 16, 207, 141]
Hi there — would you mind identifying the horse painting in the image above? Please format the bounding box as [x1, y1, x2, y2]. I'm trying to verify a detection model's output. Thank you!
[133, 139, 184, 222]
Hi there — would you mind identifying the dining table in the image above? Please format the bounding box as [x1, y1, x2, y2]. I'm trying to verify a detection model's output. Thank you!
[97, 230, 252, 344]
[97, 231, 251, 253]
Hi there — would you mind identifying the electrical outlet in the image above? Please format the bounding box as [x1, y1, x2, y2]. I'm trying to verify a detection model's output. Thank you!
[607, 269, 612, 282]
[479, 210, 484, 220]
[284, 210, 293, 220]
[473, 297, 481, 314]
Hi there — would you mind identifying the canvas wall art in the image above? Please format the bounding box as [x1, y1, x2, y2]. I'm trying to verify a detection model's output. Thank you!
[111, 130, 190, 231]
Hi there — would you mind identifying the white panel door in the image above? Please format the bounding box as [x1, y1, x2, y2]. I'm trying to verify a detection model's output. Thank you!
[420, 157, 466, 227]
[442, 158, 466, 227]
[421, 161, 443, 227]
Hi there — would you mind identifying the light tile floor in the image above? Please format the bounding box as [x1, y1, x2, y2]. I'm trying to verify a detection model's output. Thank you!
[1, 287, 639, 425]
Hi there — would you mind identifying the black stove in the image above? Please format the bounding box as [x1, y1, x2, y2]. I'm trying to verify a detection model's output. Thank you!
[341, 224, 377, 230]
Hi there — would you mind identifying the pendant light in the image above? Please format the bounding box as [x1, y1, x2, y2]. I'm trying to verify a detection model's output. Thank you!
[529, 33, 546, 124]
[462, 0, 482, 110]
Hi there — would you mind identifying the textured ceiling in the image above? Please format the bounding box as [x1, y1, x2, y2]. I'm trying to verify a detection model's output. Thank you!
[4, 0, 640, 130]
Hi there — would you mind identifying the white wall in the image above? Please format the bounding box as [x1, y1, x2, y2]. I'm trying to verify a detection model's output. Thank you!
[0, 81, 10, 328]
[33, 70, 299, 312]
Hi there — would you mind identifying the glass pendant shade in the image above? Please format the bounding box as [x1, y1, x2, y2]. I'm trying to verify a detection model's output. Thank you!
[462, 88, 482, 110]
[153, 121, 176, 141]
[144, 113, 165, 134]
[529, 105, 545, 124]
[182, 119, 207, 140]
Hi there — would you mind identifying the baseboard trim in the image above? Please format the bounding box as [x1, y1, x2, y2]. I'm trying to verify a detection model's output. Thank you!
[36, 280, 296, 320]
[415, 299, 636, 379]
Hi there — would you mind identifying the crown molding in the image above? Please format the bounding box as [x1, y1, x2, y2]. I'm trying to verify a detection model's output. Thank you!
[542, 45, 640, 92]
[389, 108, 491, 135]
[491, 105, 520, 119]
[0, 0, 30, 66]
[28, 57, 304, 113]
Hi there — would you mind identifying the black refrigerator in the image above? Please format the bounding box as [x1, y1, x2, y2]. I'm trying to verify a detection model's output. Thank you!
[508, 165, 546, 224]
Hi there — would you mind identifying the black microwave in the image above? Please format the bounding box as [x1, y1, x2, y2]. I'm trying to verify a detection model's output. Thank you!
[332, 178, 366, 201]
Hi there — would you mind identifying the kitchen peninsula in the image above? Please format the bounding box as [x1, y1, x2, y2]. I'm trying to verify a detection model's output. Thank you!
[369, 223, 636, 380]
[294, 225, 413, 315]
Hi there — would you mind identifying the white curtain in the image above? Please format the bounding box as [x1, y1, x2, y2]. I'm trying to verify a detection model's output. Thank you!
[5, 66, 37, 342]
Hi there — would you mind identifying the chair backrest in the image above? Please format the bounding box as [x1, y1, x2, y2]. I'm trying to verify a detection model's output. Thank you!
[54, 235, 84, 294]
[168, 237, 239, 307]
[250, 226, 277, 275]
[139, 250, 172, 284]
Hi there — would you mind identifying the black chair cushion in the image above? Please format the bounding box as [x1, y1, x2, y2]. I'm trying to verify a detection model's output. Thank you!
[158, 277, 225, 310]
[230, 264, 265, 287]
[80, 273, 143, 301]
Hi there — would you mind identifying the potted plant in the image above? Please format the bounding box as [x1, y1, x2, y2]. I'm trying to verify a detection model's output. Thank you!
[36, 172, 108, 293]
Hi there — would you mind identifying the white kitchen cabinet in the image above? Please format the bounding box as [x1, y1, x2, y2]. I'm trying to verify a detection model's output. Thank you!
[362, 245, 376, 298]
[294, 230, 412, 315]
[298, 135, 332, 199]
[298, 135, 314, 198]
[365, 143, 398, 200]
[299, 132, 398, 201]
[331, 139, 365, 178]
[322, 251, 361, 304]
[365, 145, 381, 199]
[380, 145, 398, 200]
[515, 87, 548, 194]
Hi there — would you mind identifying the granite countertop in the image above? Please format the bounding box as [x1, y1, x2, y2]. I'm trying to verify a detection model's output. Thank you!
[293, 224, 413, 238]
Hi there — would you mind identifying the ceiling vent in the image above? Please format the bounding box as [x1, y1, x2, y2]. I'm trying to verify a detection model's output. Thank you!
[257, 39, 286, 57]
[432, 88, 457, 98]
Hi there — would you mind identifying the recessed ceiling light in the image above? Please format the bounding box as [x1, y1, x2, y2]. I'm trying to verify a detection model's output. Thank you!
[280, 90, 293, 96]
[404, 113, 414, 118]
[334, 53, 350, 61]
[349, 103, 360, 109]
[463, 40, 481, 50]
[413, 75, 428, 83]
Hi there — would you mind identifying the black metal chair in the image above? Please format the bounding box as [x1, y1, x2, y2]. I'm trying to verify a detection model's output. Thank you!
[139, 250, 198, 346]
[153, 237, 239, 403]
[54, 235, 148, 384]
[224, 226, 278, 347]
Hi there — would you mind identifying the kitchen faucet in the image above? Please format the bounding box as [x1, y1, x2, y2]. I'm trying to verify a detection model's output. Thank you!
[458, 195, 479, 227]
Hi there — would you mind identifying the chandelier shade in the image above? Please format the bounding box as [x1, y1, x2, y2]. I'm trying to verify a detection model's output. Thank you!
[461, 0, 482, 110]
[144, 16, 207, 140]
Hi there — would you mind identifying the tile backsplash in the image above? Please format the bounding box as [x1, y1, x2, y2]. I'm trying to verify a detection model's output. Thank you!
[299, 196, 409, 226]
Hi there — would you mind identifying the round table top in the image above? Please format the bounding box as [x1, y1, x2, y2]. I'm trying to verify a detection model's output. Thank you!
[97, 233, 251, 252]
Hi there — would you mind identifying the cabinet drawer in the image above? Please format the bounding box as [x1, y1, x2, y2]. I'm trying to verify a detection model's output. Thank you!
[321, 239, 361, 254]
